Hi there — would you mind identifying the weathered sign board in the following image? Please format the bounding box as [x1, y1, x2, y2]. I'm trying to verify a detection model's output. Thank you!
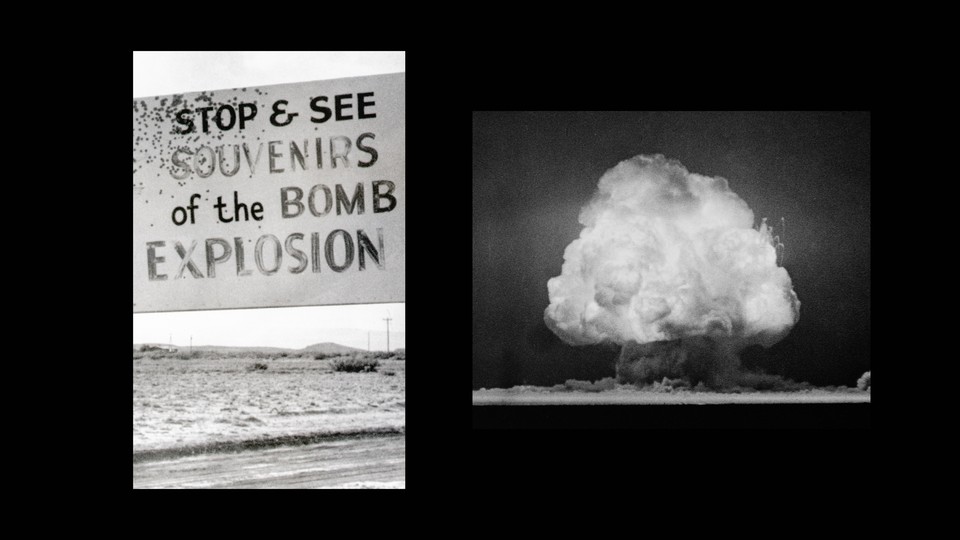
[133, 73, 404, 313]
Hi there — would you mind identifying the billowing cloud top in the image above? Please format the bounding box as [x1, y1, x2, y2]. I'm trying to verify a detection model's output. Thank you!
[544, 154, 799, 348]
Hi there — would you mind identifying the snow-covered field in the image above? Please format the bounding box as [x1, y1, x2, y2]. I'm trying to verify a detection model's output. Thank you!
[133, 357, 405, 453]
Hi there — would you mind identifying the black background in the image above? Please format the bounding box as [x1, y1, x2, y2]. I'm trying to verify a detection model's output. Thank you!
[22, 42, 890, 496]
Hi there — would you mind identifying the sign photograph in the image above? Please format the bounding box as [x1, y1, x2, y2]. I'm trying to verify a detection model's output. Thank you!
[133, 53, 406, 490]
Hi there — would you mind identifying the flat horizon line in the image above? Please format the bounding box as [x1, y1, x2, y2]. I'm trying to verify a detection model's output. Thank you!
[134, 342, 404, 349]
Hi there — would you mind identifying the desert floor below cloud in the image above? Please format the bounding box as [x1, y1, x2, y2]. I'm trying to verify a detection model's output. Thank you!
[473, 385, 870, 405]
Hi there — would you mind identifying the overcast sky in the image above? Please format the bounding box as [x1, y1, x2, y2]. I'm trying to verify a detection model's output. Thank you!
[133, 52, 405, 350]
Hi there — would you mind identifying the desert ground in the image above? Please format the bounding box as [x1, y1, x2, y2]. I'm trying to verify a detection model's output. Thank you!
[133, 352, 404, 488]
[134, 435, 405, 489]
[473, 383, 870, 405]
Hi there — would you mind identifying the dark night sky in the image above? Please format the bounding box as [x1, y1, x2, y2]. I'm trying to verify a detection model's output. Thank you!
[472, 111, 870, 389]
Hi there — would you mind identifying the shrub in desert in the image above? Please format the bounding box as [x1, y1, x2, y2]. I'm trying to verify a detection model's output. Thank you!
[246, 362, 269, 372]
[331, 357, 379, 373]
[857, 371, 871, 391]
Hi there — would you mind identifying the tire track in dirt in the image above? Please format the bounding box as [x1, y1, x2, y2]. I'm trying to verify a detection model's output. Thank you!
[133, 427, 404, 464]
[133, 434, 404, 489]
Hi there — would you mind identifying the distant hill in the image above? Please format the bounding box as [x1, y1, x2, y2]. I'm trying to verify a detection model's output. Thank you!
[135, 342, 365, 355]
[135, 344, 296, 354]
[299, 342, 363, 354]
[133, 342, 382, 355]
[188, 345, 296, 354]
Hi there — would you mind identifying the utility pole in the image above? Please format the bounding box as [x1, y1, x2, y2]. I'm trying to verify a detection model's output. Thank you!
[367, 331, 370, 352]
[383, 317, 392, 353]
[190, 335, 193, 355]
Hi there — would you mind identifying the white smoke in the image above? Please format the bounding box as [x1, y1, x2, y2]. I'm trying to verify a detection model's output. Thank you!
[544, 154, 799, 357]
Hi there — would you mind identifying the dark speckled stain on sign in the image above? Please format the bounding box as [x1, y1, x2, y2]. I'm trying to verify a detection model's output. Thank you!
[134, 88, 264, 196]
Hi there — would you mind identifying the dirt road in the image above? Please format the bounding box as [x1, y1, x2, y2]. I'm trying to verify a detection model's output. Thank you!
[133, 434, 404, 489]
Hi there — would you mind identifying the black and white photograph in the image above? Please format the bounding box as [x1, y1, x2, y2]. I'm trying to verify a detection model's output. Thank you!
[472, 111, 870, 428]
[133, 51, 406, 488]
